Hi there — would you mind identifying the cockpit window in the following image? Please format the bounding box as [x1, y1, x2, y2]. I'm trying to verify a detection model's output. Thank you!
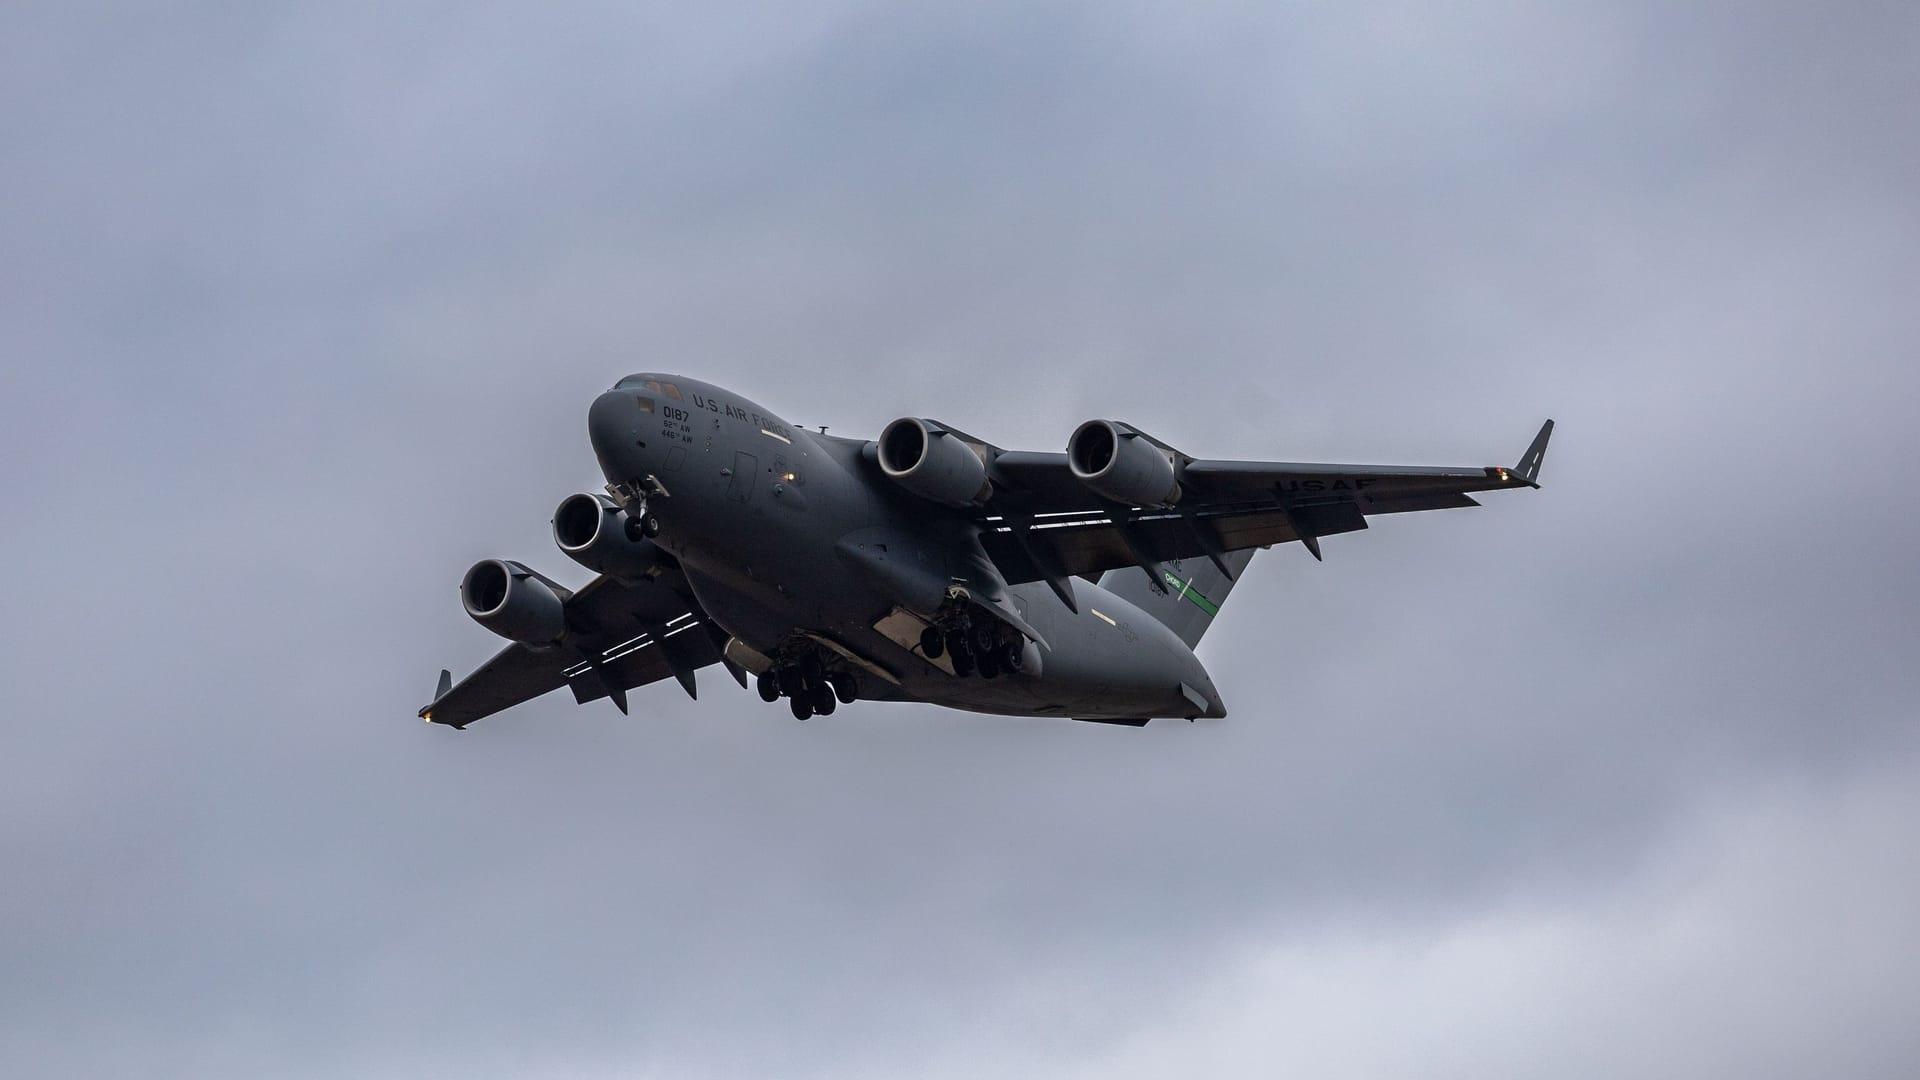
[614, 375, 680, 404]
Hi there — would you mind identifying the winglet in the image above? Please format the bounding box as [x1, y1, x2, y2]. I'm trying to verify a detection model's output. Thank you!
[419, 669, 455, 724]
[1513, 419, 1553, 487]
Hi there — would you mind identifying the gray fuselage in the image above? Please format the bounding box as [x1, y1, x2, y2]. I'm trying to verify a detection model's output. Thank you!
[586, 375, 1226, 721]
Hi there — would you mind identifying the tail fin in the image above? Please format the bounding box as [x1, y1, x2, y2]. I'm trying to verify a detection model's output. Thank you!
[1100, 550, 1257, 648]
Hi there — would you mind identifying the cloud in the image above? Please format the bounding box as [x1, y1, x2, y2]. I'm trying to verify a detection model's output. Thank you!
[1037, 762, 1920, 1080]
[1, 2, 1915, 1076]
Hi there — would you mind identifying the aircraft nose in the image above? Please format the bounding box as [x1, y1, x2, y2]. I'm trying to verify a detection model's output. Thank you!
[588, 389, 647, 480]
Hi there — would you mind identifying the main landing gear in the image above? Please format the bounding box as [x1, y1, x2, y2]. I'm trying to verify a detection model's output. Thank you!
[754, 647, 858, 720]
[920, 610, 1027, 680]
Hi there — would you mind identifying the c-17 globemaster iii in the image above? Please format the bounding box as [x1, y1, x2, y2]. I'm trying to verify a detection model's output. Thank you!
[420, 374, 1551, 728]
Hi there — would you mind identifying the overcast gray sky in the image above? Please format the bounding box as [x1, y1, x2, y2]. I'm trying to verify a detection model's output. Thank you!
[4, 2, 1917, 1076]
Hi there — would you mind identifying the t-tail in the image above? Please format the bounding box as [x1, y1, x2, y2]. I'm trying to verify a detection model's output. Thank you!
[1098, 549, 1257, 648]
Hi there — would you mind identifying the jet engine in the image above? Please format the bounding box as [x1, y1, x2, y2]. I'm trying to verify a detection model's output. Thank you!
[876, 417, 992, 507]
[461, 559, 569, 646]
[1067, 419, 1182, 507]
[552, 493, 661, 582]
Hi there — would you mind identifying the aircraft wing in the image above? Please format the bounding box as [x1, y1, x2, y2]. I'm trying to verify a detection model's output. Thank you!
[979, 420, 1552, 586]
[418, 570, 736, 728]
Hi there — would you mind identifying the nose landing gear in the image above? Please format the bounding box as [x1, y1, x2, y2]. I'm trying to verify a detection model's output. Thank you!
[606, 478, 667, 540]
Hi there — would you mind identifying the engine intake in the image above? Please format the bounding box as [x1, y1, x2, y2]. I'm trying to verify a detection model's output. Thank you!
[553, 493, 661, 581]
[876, 417, 992, 507]
[1068, 419, 1182, 506]
[461, 559, 569, 646]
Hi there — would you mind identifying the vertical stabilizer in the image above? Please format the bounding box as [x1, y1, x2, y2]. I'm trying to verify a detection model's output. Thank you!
[1100, 549, 1256, 648]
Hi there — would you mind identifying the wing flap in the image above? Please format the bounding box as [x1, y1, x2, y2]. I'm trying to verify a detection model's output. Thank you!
[983, 500, 1372, 584]
[564, 623, 725, 707]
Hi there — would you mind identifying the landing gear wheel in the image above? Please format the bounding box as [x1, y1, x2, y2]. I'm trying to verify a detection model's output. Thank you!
[624, 515, 647, 542]
[830, 673, 858, 704]
[777, 667, 802, 697]
[920, 626, 946, 659]
[640, 513, 662, 538]
[1001, 640, 1024, 673]
[973, 625, 997, 654]
[789, 695, 813, 721]
[811, 683, 838, 716]
[976, 649, 1001, 679]
[800, 653, 825, 686]
[948, 640, 975, 676]
[756, 671, 780, 703]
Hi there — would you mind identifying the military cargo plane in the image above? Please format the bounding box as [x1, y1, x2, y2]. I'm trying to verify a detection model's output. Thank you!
[420, 374, 1550, 728]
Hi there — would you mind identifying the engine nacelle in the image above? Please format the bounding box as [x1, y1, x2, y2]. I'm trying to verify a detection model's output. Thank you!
[552, 493, 661, 582]
[1067, 419, 1182, 507]
[461, 559, 569, 646]
[876, 417, 992, 507]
